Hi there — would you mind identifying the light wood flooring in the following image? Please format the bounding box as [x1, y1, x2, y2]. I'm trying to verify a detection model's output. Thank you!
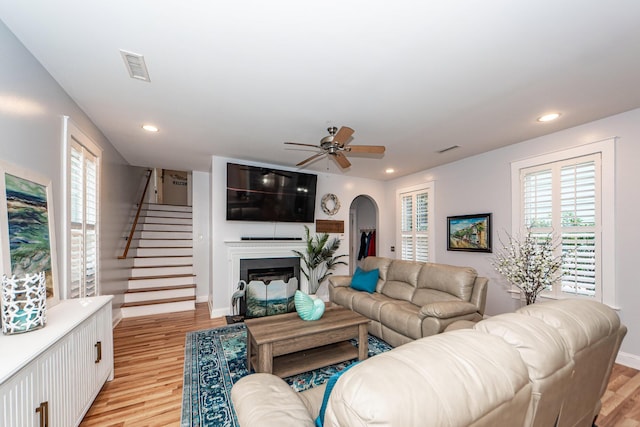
[81, 303, 640, 426]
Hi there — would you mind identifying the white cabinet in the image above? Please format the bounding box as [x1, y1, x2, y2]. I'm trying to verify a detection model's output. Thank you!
[0, 296, 113, 427]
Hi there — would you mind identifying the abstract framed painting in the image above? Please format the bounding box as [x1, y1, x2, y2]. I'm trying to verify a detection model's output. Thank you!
[0, 160, 59, 307]
[447, 213, 492, 253]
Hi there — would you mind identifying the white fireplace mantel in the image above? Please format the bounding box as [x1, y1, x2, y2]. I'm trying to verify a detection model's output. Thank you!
[225, 240, 310, 302]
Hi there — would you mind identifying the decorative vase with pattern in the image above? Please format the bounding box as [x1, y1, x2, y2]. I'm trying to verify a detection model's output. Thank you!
[1, 271, 47, 334]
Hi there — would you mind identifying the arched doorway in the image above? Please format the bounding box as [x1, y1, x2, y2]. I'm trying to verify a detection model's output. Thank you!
[349, 195, 379, 274]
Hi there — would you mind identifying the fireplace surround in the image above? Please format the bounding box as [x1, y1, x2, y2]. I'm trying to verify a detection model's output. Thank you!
[225, 240, 308, 316]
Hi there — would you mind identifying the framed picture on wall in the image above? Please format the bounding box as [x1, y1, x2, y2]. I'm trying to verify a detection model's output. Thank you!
[0, 160, 59, 307]
[447, 213, 492, 253]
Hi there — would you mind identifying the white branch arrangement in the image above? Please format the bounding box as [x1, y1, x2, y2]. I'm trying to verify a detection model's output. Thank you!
[492, 229, 564, 305]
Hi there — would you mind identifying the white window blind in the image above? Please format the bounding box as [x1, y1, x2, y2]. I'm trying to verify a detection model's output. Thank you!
[520, 153, 602, 300]
[399, 185, 432, 262]
[69, 136, 99, 298]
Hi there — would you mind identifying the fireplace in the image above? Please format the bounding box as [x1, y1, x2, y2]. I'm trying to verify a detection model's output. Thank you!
[236, 257, 300, 318]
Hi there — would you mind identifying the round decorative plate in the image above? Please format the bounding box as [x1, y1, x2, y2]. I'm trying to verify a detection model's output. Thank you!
[321, 193, 340, 216]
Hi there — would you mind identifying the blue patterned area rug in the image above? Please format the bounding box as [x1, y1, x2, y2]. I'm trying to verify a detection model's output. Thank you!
[181, 323, 393, 427]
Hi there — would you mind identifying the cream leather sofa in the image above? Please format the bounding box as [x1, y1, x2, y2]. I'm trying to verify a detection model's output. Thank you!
[329, 256, 488, 347]
[231, 299, 626, 427]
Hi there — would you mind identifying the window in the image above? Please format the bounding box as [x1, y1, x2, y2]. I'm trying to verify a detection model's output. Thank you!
[397, 183, 434, 262]
[511, 138, 615, 305]
[64, 118, 102, 298]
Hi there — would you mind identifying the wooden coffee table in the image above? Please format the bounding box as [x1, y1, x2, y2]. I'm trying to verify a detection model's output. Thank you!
[245, 306, 370, 378]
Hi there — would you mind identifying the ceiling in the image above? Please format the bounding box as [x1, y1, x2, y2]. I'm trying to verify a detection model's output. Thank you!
[2, 1, 640, 181]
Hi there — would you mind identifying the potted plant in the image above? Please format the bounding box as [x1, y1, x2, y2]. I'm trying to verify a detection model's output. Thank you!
[292, 225, 348, 294]
[492, 229, 564, 305]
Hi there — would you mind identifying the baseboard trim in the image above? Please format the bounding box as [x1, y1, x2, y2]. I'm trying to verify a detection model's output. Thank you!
[207, 297, 230, 319]
[112, 309, 123, 329]
[616, 351, 640, 370]
[196, 294, 208, 303]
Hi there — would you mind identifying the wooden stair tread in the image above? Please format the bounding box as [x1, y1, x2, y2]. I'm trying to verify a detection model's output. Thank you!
[121, 296, 196, 308]
[135, 238, 192, 240]
[129, 273, 196, 280]
[126, 284, 196, 293]
[132, 264, 193, 269]
[136, 246, 193, 249]
[134, 255, 192, 259]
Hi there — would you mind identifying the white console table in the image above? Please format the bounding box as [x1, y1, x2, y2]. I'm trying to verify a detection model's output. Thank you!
[0, 296, 113, 427]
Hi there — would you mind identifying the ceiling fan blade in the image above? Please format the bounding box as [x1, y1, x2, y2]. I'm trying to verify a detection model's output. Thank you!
[297, 152, 325, 166]
[346, 145, 386, 154]
[285, 142, 321, 148]
[333, 152, 352, 168]
[333, 126, 354, 147]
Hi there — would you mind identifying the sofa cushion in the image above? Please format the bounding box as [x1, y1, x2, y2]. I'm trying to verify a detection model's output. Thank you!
[411, 288, 461, 307]
[415, 263, 477, 302]
[360, 256, 392, 286]
[379, 301, 423, 340]
[231, 373, 316, 427]
[350, 267, 379, 293]
[419, 301, 478, 319]
[330, 286, 357, 310]
[323, 330, 531, 427]
[381, 280, 416, 302]
[352, 292, 395, 322]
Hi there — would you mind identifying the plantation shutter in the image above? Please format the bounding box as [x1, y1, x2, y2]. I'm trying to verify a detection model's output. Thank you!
[521, 153, 600, 298]
[70, 139, 99, 298]
[401, 194, 413, 260]
[559, 160, 598, 297]
[415, 192, 429, 262]
[400, 189, 429, 262]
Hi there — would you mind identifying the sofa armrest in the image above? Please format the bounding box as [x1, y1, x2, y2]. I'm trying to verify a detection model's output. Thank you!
[328, 275, 352, 288]
[419, 301, 479, 319]
[231, 373, 316, 427]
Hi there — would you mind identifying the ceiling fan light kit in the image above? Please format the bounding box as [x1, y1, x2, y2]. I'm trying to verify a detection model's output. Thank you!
[285, 126, 385, 169]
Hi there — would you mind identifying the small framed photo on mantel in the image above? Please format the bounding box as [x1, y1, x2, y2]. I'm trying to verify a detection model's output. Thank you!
[447, 213, 492, 253]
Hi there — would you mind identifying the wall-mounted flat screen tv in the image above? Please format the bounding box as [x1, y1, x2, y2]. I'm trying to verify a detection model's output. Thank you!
[226, 162, 317, 222]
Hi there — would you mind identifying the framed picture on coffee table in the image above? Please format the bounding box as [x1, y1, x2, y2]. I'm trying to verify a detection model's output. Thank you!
[447, 213, 492, 253]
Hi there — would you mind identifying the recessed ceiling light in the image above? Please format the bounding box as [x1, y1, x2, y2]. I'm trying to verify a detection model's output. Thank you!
[142, 124, 158, 132]
[385, 168, 395, 174]
[537, 113, 561, 122]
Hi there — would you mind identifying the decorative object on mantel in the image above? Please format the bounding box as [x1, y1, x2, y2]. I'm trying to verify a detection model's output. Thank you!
[292, 225, 348, 294]
[294, 290, 325, 321]
[0, 160, 60, 308]
[492, 229, 564, 305]
[316, 219, 344, 234]
[1, 271, 47, 334]
[321, 193, 341, 216]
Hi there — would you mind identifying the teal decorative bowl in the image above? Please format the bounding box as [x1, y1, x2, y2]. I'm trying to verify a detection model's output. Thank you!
[294, 290, 325, 321]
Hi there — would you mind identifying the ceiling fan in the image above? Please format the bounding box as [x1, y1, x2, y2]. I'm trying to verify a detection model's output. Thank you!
[284, 126, 386, 169]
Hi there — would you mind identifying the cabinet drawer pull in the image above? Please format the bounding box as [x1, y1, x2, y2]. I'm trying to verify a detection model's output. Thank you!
[95, 341, 102, 363]
[35, 401, 49, 427]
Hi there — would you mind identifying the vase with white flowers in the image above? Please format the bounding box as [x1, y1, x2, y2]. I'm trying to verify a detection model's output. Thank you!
[492, 229, 564, 305]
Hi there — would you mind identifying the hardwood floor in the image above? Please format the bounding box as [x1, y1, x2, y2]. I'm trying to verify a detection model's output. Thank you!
[81, 303, 640, 426]
[80, 303, 224, 427]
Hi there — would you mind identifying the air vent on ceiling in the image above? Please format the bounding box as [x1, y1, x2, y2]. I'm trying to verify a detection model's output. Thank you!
[437, 145, 460, 154]
[120, 50, 150, 82]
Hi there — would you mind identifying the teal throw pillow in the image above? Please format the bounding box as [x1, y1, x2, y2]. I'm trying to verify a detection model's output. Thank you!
[350, 267, 379, 293]
[315, 362, 360, 427]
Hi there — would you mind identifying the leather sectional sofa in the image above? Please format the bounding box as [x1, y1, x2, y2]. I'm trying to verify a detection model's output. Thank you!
[329, 256, 488, 347]
[231, 299, 626, 427]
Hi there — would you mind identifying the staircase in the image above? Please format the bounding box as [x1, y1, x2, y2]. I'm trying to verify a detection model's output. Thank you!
[121, 203, 196, 318]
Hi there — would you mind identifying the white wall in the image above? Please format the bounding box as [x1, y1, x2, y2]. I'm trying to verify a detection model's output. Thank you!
[191, 171, 211, 302]
[0, 21, 143, 319]
[207, 156, 385, 317]
[383, 108, 640, 365]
